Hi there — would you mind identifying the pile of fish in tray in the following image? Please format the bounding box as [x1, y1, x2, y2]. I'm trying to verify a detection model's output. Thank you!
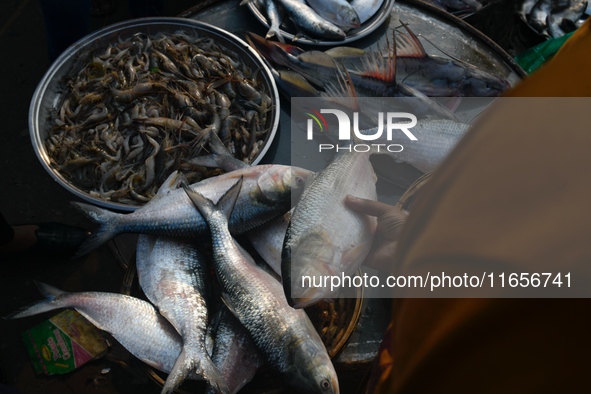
[248, 0, 386, 41]
[44, 30, 273, 206]
[521, 0, 589, 38]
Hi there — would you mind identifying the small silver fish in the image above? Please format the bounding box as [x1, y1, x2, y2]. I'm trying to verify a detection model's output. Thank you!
[264, 0, 287, 43]
[305, 0, 361, 29]
[275, 0, 346, 40]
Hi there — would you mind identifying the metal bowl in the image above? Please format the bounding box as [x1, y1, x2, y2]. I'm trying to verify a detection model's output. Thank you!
[29, 17, 280, 212]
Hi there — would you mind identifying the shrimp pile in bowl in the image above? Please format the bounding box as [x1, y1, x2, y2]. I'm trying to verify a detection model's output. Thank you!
[44, 29, 274, 207]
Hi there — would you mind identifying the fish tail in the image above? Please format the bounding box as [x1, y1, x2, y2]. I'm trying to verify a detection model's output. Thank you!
[184, 177, 243, 223]
[160, 348, 191, 394]
[197, 354, 230, 394]
[184, 132, 248, 172]
[72, 202, 120, 257]
[3, 281, 69, 319]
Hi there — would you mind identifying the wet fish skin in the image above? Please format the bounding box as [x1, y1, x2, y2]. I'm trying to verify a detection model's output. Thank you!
[396, 56, 511, 97]
[6, 282, 190, 377]
[359, 119, 471, 173]
[205, 306, 262, 394]
[184, 179, 339, 394]
[136, 235, 227, 394]
[74, 165, 312, 256]
[282, 151, 377, 308]
[529, 0, 554, 33]
[349, 0, 385, 24]
[275, 0, 346, 40]
[247, 208, 292, 276]
[306, 0, 361, 29]
[264, 0, 287, 43]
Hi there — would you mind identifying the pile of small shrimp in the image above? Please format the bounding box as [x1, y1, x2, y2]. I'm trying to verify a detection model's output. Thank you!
[44, 29, 273, 206]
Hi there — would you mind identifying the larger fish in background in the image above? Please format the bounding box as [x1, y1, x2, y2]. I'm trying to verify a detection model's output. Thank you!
[184, 178, 339, 394]
[282, 151, 377, 308]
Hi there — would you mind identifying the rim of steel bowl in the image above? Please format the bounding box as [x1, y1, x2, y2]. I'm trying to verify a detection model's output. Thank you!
[120, 258, 363, 393]
[29, 17, 280, 212]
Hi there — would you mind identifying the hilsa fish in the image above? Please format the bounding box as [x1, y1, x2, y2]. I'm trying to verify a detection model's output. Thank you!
[282, 151, 377, 308]
[205, 306, 263, 394]
[305, 0, 361, 29]
[5, 282, 193, 380]
[136, 235, 226, 394]
[184, 178, 339, 394]
[74, 165, 312, 256]
[275, 0, 346, 40]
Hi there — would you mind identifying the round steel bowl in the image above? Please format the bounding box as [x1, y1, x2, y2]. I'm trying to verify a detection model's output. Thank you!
[29, 17, 280, 212]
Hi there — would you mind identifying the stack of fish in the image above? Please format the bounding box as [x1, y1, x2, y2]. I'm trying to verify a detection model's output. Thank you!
[246, 0, 386, 41]
[7, 163, 344, 394]
[521, 0, 589, 38]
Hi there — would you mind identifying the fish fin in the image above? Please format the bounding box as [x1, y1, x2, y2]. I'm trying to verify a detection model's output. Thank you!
[71, 202, 120, 257]
[184, 177, 243, 222]
[324, 46, 366, 59]
[244, 32, 302, 67]
[161, 348, 192, 394]
[153, 171, 186, 198]
[322, 63, 360, 112]
[195, 351, 230, 394]
[185, 132, 249, 172]
[359, 30, 397, 83]
[220, 292, 240, 319]
[395, 22, 427, 58]
[3, 281, 67, 320]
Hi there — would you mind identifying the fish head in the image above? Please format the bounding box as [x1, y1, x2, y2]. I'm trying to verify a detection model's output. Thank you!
[257, 166, 313, 205]
[463, 70, 511, 97]
[337, 6, 361, 29]
[287, 338, 340, 394]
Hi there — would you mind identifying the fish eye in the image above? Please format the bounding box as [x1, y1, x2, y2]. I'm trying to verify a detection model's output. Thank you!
[295, 176, 305, 186]
[320, 378, 331, 391]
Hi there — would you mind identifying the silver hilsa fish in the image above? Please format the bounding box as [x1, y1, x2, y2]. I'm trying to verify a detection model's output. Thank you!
[282, 151, 377, 308]
[184, 178, 339, 394]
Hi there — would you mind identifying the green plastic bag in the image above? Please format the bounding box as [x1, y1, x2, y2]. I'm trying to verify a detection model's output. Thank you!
[515, 31, 575, 74]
